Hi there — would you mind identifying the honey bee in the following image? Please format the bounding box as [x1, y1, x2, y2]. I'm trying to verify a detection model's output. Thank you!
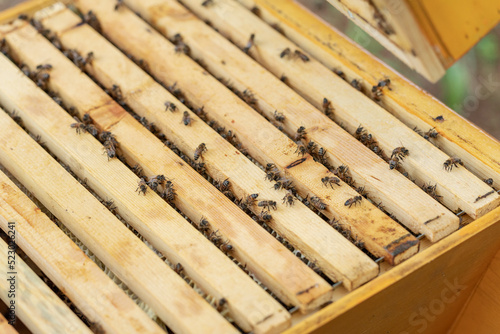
[443, 158, 463, 171]
[274, 110, 285, 122]
[136, 177, 148, 195]
[391, 147, 409, 160]
[108, 84, 124, 105]
[258, 210, 272, 222]
[147, 175, 166, 192]
[351, 79, 362, 91]
[295, 141, 307, 156]
[423, 127, 439, 140]
[432, 115, 445, 122]
[258, 200, 277, 211]
[265, 163, 281, 181]
[194, 143, 207, 161]
[244, 193, 259, 206]
[322, 98, 334, 117]
[216, 298, 227, 312]
[293, 50, 309, 62]
[174, 263, 183, 275]
[182, 111, 192, 126]
[310, 196, 327, 210]
[282, 191, 295, 206]
[243, 33, 255, 54]
[316, 147, 327, 165]
[99, 131, 118, 160]
[294, 126, 307, 141]
[306, 141, 318, 155]
[344, 196, 362, 208]
[161, 180, 176, 204]
[199, 216, 210, 234]
[85, 124, 99, 137]
[484, 178, 494, 187]
[201, 0, 214, 7]
[219, 241, 233, 253]
[333, 68, 346, 80]
[274, 177, 293, 191]
[371, 79, 391, 101]
[131, 164, 143, 177]
[388, 156, 400, 170]
[83, 10, 102, 34]
[70, 116, 87, 134]
[421, 183, 442, 201]
[164, 101, 178, 112]
[172, 33, 190, 55]
[242, 89, 258, 107]
[280, 47, 291, 58]
[114, 0, 124, 11]
[321, 176, 341, 188]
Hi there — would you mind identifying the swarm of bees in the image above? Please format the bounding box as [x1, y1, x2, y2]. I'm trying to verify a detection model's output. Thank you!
[371, 79, 391, 101]
[443, 158, 464, 172]
[354, 125, 385, 159]
[345, 196, 362, 208]
[242, 33, 255, 54]
[173, 33, 190, 55]
[279, 48, 310, 62]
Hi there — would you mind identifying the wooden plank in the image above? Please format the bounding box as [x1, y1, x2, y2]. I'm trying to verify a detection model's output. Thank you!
[0, 170, 166, 334]
[36, 5, 381, 291]
[127, 0, 459, 242]
[0, 228, 92, 334]
[0, 107, 236, 334]
[235, 0, 500, 198]
[68, 0, 419, 266]
[180, 0, 500, 220]
[0, 19, 321, 322]
[450, 247, 500, 334]
[285, 206, 500, 334]
[0, 312, 17, 334]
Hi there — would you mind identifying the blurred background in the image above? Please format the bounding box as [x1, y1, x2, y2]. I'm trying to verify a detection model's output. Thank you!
[1, 0, 499, 139]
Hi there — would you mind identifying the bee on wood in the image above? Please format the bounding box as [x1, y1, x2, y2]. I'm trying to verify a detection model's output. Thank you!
[294, 126, 307, 141]
[250, 6, 261, 16]
[209, 230, 223, 247]
[219, 241, 233, 253]
[19, 63, 31, 77]
[333, 68, 346, 80]
[265, 163, 281, 181]
[147, 175, 166, 192]
[242, 89, 258, 107]
[280, 191, 295, 207]
[423, 127, 439, 140]
[322, 98, 334, 117]
[194, 143, 207, 161]
[131, 164, 143, 177]
[81, 113, 91, 124]
[421, 183, 442, 200]
[108, 84, 124, 105]
[274, 177, 293, 191]
[280, 47, 291, 58]
[316, 147, 328, 165]
[70, 116, 87, 134]
[99, 131, 118, 160]
[174, 263, 183, 275]
[280, 74, 288, 83]
[244, 193, 259, 206]
[114, 0, 124, 11]
[161, 180, 176, 204]
[345, 196, 362, 208]
[351, 79, 362, 91]
[433, 115, 445, 122]
[199, 217, 210, 234]
[371, 79, 391, 101]
[356, 186, 369, 198]
[295, 141, 307, 156]
[258, 200, 277, 211]
[192, 161, 207, 175]
[36, 64, 52, 71]
[333, 164, 350, 180]
[391, 147, 409, 160]
[216, 298, 227, 312]
[85, 124, 99, 137]
[259, 210, 272, 222]
[201, 0, 214, 7]
[310, 196, 327, 210]
[306, 141, 318, 156]
[219, 178, 231, 192]
[484, 178, 494, 187]
[388, 156, 400, 170]
[321, 176, 341, 188]
[163, 101, 177, 113]
[136, 177, 148, 195]
[274, 110, 285, 123]
[243, 33, 255, 54]
[83, 10, 102, 34]
[182, 111, 192, 126]
[173, 33, 190, 55]
[294, 50, 309, 62]
[271, 23, 285, 35]
[443, 158, 463, 171]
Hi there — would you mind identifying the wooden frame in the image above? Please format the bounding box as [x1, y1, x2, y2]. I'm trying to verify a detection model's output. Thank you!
[0, 0, 499, 333]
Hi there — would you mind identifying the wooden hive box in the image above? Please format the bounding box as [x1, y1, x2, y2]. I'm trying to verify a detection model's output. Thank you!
[0, 0, 499, 333]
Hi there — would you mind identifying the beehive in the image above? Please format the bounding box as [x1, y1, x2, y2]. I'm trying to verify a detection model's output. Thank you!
[0, 0, 499, 333]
